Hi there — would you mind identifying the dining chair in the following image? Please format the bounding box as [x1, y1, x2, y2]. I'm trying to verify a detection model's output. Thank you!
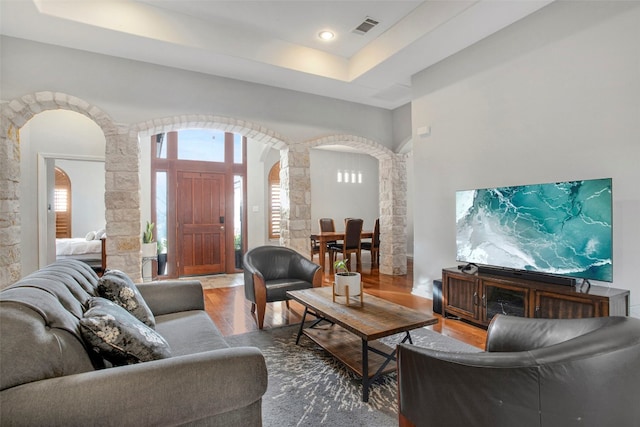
[319, 217, 336, 233]
[310, 235, 320, 260]
[328, 218, 364, 272]
[318, 217, 337, 249]
[361, 218, 380, 267]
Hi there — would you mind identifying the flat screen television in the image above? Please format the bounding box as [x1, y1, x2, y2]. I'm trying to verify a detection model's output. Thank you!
[456, 178, 613, 284]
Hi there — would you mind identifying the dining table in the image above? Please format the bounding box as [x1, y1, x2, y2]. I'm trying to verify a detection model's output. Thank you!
[311, 230, 373, 274]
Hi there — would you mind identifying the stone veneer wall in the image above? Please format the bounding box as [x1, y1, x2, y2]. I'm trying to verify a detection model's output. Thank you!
[379, 155, 408, 275]
[1, 92, 408, 288]
[0, 118, 21, 287]
[278, 144, 312, 256]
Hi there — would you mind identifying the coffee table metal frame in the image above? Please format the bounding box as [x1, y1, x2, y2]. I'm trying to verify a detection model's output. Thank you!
[287, 287, 437, 402]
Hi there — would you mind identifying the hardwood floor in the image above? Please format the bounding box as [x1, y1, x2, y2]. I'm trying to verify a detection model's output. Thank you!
[203, 257, 487, 349]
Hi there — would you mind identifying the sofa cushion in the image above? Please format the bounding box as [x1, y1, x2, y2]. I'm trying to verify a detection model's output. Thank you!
[265, 278, 312, 302]
[98, 270, 155, 327]
[154, 310, 229, 356]
[80, 297, 171, 366]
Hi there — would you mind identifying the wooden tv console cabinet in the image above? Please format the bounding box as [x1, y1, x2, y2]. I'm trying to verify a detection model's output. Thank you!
[442, 267, 630, 328]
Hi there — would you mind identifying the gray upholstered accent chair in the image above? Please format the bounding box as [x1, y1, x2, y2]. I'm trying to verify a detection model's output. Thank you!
[244, 245, 322, 329]
[397, 314, 640, 427]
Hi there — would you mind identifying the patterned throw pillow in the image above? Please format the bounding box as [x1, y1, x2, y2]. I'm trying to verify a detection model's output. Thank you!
[80, 297, 171, 366]
[97, 269, 155, 327]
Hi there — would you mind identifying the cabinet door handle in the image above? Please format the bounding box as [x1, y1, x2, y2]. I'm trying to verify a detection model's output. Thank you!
[473, 291, 479, 306]
[481, 294, 487, 308]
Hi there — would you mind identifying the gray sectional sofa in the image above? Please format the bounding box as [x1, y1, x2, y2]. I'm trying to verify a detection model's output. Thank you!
[0, 259, 267, 426]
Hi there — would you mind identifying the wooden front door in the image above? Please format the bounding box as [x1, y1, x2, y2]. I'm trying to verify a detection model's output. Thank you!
[177, 171, 226, 276]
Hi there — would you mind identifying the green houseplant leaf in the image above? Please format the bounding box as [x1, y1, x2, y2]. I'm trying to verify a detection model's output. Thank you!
[142, 221, 155, 243]
[333, 259, 356, 276]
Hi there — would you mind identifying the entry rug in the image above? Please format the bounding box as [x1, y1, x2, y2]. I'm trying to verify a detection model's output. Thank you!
[225, 324, 480, 427]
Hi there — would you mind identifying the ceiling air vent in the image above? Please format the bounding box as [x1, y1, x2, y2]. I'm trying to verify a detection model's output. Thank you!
[352, 17, 379, 35]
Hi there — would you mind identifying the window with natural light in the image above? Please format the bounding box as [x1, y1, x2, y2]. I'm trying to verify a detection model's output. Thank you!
[54, 188, 68, 212]
[268, 162, 281, 239]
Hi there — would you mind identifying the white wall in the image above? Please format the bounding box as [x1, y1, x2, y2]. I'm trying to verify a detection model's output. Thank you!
[246, 138, 270, 249]
[1, 36, 396, 147]
[405, 154, 414, 258]
[56, 159, 105, 237]
[411, 1, 640, 316]
[19, 110, 106, 274]
[310, 149, 379, 233]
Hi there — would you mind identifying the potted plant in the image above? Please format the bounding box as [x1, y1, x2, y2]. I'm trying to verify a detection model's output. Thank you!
[333, 259, 361, 298]
[157, 238, 167, 275]
[234, 234, 243, 269]
[141, 221, 157, 258]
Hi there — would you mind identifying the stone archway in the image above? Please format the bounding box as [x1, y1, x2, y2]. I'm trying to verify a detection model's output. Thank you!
[0, 91, 130, 287]
[306, 135, 408, 275]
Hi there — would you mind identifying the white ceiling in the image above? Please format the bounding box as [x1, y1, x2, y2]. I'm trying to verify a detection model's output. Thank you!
[0, 0, 553, 109]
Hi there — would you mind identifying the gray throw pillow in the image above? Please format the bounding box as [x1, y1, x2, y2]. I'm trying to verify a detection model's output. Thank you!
[80, 297, 171, 366]
[98, 269, 155, 327]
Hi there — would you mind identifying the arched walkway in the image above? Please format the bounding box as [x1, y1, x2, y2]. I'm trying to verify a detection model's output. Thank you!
[0, 93, 408, 288]
[306, 135, 408, 275]
[0, 92, 129, 286]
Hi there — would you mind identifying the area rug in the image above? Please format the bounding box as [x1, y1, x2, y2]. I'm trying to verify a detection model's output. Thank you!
[225, 324, 480, 427]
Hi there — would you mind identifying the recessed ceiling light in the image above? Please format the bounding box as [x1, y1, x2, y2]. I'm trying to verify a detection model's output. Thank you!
[318, 30, 335, 41]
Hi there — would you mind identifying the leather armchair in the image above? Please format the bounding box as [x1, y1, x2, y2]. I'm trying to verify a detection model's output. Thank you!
[243, 246, 322, 329]
[398, 315, 640, 427]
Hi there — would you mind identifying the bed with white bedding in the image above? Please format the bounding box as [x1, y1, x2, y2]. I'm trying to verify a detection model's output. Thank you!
[56, 236, 106, 273]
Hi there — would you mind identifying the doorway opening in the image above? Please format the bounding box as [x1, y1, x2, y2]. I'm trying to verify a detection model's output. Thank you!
[151, 129, 247, 278]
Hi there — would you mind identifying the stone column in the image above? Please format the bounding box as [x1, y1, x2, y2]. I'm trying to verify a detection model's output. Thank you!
[104, 126, 142, 281]
[379, 154, 408, 275]
[279, 145, 312, 256]
[0, 117, 22, 288]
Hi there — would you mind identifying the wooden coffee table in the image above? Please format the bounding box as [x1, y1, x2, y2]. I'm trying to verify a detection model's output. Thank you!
[286, 287, 437, 402]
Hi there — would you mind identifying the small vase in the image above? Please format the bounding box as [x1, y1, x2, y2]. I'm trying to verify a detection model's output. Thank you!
[157, 253, 167, 275]
[142, 242, 157, 258]
[334, 272, 361, 296]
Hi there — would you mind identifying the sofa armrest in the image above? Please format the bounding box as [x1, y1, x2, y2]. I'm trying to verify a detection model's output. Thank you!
[243, 259, 262, 304]
[136, 280, 204, 315]
[1, 347, 267, 427]
[397, 343, 541, 427]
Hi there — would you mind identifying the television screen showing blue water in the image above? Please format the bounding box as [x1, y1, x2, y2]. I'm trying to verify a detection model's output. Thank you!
[456, 178, 613, 282]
